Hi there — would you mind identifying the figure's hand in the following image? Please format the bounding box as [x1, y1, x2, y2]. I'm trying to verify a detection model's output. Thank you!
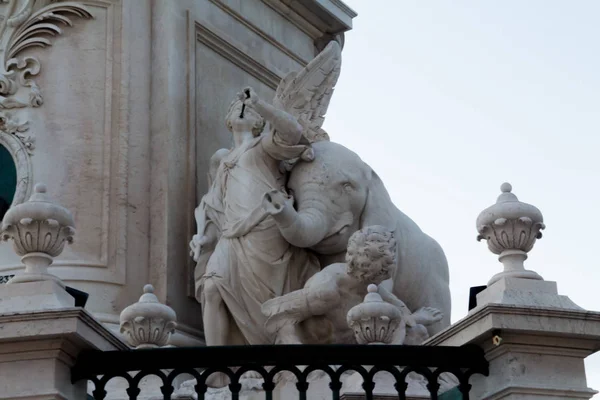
[412, 306, 444, 326]
[189, 234, 211, 262]
[262, 189, 293, 216]
[242, 86, 259, 106]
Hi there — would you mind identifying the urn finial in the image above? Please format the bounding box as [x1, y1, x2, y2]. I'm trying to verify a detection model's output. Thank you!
[476, 183, 545, 285]
[347, 284, 404, 345]
[1, 183, 75, 287]
[119, 284, 177, 348]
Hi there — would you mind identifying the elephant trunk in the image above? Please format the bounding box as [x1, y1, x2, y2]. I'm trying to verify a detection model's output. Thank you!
[271, 198, 329, 248]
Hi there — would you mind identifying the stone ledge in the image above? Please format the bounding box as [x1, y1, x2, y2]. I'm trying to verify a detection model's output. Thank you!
[482, 384, 598, 400]
[0, 307, 128, 351]
[425, 303, 600, 348]
[263, 0, 357, 38]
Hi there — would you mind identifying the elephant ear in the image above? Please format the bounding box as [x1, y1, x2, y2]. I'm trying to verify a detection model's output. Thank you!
[359, 168, 397, 229]
[273, 40, 342, 144]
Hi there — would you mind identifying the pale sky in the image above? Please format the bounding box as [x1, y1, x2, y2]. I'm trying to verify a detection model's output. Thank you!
[324, 0, 600, 395]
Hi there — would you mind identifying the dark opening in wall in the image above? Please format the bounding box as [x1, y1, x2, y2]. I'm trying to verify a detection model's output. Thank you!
[0, 144, 16, 221]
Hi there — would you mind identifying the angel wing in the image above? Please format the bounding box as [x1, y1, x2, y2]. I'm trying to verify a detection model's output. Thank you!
[261, 285, 341, 334]
[273, 40, 342, 143]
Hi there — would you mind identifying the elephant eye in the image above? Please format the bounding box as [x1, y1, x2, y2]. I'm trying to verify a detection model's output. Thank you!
[342, 182, 353, 191]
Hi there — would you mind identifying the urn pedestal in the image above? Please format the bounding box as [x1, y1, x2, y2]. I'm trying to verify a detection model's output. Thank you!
[426, 183, 600, 399]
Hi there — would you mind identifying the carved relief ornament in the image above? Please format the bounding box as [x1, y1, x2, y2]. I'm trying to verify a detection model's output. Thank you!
[0, 0, 93, 109]
[0, 110, 32, 205]
[0, 0, 92, 206]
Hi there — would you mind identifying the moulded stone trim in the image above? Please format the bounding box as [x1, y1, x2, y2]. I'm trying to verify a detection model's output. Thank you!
[0, 123, 33, 206]
[1, 0, 129, 288]
[329, 0, 359, 19]
[0, 0, 94, 109]
[207, 0, 309, 66]
[195, 20, 282, 90]
[485, 385, 597, 400]
[260, 0, 324, 39]
[0, 307, 128, 350]
[485, 341, 594, 361]
[425, 303, 600, 347]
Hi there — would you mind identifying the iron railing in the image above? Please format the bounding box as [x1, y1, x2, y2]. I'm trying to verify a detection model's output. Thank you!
[72, 344, 489, 400]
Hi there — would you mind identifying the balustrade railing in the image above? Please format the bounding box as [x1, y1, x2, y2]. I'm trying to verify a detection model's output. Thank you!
[72, 344, 488, 400]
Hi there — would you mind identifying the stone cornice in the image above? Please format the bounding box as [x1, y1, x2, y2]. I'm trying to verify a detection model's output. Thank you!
[195, 21, 282, 90]
[425, 303, 600, 347]
[261, 0, 356, 39]
[0, 307, 128, 350]
[208, 0, 309, 65]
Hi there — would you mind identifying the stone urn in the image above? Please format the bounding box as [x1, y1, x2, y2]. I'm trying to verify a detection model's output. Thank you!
[476, 182, 545, 285]
[120, 284, 177, 349]
[0, 183, 75, 287]
[347, 284, 404, 345]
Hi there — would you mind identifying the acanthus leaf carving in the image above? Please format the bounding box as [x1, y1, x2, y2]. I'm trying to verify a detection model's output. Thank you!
[0, 0, 93, 109]
[0, 110, 33, 153]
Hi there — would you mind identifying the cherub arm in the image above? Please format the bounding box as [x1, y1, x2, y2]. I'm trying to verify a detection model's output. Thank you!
[261, 279, 341, 335]
[377, 285, 417, 327]
[378, 284, 444, 327]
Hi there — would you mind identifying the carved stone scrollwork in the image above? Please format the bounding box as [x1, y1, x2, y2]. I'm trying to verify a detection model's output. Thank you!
[120, 284, 178, 349]
[0, 0, 93, 109]
[477, 183, 545, 285]
[0, 111, 32, 152]
[0, 183, 75, 287]
[347, 284, 405, 345]
[477, 216, 544, 256]
[0, 110, 32, 205]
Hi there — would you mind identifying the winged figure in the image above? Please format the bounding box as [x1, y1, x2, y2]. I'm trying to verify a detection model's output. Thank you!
[189, 40, 343, 358]
[273, 39, 341, 144]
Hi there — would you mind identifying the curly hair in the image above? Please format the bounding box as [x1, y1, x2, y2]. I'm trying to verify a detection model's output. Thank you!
[225, 99, 266, 137]
[345, 225, 396, 284]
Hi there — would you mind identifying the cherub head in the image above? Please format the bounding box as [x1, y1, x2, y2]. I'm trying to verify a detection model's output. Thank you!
[345, 225, 396, 285]
[225, 97, 265, 137]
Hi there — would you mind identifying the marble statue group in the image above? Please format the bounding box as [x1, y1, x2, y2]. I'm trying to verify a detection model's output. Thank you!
[189, 40, 451, 350]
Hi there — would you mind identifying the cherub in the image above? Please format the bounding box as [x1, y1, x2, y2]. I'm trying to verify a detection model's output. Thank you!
[261, 225, 443, 345]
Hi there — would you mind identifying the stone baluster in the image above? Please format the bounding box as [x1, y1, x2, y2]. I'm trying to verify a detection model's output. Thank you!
[346, 284, 404, 345]
[1, 183, 75, 287]
[120, 284, 177, 348]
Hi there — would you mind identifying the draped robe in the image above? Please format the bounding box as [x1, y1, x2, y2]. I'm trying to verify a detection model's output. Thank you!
[196, 129, 319, 345]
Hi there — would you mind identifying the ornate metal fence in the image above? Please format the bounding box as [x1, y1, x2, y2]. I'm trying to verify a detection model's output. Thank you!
[72, 344, 488, 400]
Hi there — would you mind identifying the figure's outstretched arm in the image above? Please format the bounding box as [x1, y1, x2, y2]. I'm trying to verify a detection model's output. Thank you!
[261, 280, 341, 334]
[243, 87, 304, 145]
[377, 285, 417, 327]
[378, 285, 444, 327]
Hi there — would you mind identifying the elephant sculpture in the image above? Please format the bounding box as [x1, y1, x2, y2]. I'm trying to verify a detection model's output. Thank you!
[262, 140, 451, 335]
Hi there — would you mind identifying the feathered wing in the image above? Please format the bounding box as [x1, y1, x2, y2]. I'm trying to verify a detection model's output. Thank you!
[261, 285, 340, 334]
[273, 40, 342, 143]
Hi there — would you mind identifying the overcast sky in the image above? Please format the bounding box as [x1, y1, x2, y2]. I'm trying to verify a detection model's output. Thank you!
[324, 0, 600, 395]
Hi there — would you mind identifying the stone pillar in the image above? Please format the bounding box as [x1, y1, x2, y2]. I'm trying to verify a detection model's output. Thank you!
[427, 183, 600, 399]
[0, 307, 128, 400]
[0, 183, 127, 400]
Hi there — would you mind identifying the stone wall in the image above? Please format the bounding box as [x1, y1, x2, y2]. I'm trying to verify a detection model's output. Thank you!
[0, 0, 355, 345]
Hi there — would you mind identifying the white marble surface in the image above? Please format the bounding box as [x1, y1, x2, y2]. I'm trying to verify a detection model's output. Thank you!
[0, 305, 127, 400]
[427, 280, 600, 399]
[0, 0, 356, 343]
